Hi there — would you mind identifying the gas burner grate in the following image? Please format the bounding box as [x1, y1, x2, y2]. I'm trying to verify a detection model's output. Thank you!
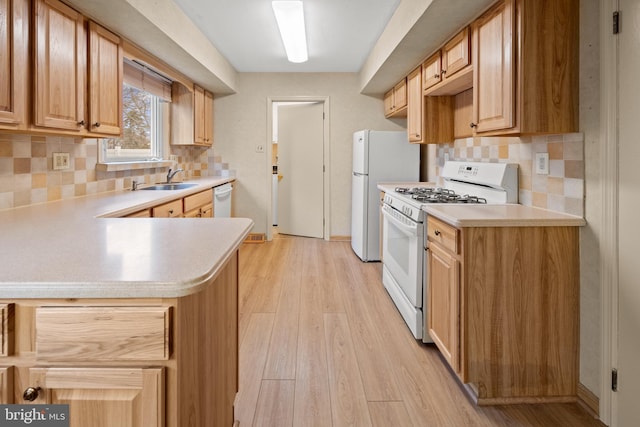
[394, 187, 487, 204]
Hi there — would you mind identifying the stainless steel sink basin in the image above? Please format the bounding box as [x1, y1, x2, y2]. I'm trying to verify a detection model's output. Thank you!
[140, 183, 198, 191]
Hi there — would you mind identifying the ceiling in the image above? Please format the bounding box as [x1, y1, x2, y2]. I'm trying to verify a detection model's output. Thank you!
[172, 0, 401, 73]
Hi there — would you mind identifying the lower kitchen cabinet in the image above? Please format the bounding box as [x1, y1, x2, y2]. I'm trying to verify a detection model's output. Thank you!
[427, 242, 459, 373]
[0, 367, 11, 403]
[25, 367, 164, 427]
[184, 189, 214, 218]
[0, 251, 240, 426]
[426, 216, 580, 404]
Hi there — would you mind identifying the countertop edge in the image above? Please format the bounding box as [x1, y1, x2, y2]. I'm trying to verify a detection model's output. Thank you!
[0, 218, 254, 300]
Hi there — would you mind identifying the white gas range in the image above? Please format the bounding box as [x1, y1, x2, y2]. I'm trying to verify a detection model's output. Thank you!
[380, 161, 518, 342]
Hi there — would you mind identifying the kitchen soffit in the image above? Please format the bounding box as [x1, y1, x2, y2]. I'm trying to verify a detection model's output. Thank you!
[63, 0, 495, 95]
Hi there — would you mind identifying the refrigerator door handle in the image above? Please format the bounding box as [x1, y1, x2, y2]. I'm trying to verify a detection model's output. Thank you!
[353, 172, 366, 177]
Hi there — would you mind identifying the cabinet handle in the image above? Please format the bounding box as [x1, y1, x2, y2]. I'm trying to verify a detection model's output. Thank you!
[168, 209, 174, 216]
[77, 120, 85, 126]
[434, 74, 440, 79]
[434, 230, 441, 236]
[441, 69, 447, 75]
[23, 387, 41, 401]
[470, 123, 477, 128]
[93, 122, 101, 128]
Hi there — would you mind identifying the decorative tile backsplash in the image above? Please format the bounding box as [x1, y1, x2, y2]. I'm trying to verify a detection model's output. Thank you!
[434, 133, 585, 217]
[0, 133, 233, 210]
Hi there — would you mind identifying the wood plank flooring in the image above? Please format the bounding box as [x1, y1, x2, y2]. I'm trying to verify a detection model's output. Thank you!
[235, 236, 605, 427]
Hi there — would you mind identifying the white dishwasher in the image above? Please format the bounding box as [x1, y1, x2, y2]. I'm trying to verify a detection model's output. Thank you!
[214, 183, 233, 217]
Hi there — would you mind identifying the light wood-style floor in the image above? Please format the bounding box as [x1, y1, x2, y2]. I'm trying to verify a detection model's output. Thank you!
[235, 236, 605, 427]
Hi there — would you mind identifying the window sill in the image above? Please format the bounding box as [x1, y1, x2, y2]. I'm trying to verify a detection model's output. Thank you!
[96, 160, 174, 172]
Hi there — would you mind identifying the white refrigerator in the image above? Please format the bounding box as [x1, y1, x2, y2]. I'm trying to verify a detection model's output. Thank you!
[351, 130, 419, 261]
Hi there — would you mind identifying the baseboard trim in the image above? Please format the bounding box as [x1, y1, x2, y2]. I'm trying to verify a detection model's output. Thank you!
[330, 235, 351, 242]
[244, 233, 266, 243]
[577, 382, 600, 418]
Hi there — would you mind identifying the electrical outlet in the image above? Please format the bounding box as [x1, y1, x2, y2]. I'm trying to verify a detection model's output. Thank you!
[535, 152, 549, 175]
[256, 144, 265, 153]
[53, 152, 70, 170]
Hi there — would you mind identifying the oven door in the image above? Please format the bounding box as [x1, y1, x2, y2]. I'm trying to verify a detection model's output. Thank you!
[381, 204, 423, 307]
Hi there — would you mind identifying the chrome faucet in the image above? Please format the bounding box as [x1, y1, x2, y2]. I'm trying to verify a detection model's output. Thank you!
[166, 168, 184, 183]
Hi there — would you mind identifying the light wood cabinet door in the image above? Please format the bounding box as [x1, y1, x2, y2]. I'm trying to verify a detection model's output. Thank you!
[0, 366, 12, 403]
[0, 0, 28, 129]
[471, 0, 514, 133]
[406, 66, 423, 143]
[442, 27, 470, 79]
[34, 0, 87, 131]
[383, 79, 407, 118]
[193, 86, 213, 146]
[383, 89, 394, 117]
[26, 367, 164, 427]
[194, 85, 206, 144]
[392, 79, 407, 111]
[88, 21, 122, 135]
[422, 51, 442, 92]
[427, 243, 460, 374]
[204, 90, 213, 145]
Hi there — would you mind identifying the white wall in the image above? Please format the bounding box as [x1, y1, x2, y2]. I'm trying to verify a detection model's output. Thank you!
[213, 73, 406, 237]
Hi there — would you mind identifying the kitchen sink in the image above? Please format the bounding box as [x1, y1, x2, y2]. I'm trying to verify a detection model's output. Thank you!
[140, 183, 198, 191]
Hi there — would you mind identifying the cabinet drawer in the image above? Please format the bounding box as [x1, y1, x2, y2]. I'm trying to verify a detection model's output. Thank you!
[1, 304, 14, 357]
[36, 306, 171, 361]
[427, 217, 459, 254]
[184, 189, 213, 212]
[152, 199, 183, 217]
[124, 209, 151, 218]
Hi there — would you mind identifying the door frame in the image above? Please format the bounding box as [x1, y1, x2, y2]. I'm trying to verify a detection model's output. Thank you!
[599, 0, 618, 424]
[266, 96, 331, 241]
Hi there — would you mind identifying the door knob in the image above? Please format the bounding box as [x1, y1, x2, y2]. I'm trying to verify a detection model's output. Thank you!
[23, 387, 41, 401]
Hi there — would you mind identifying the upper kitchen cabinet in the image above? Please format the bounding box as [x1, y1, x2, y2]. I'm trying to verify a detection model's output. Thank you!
[423, 27, 473, 96]
[172, 82, 213, 146]
[33, 0, 123, 136]
[471, 0, 578, 135]
[407, 66, 423, 143]
[33, 0, 87, 132]
[383, 78, 407, 118]
[0, 0, 29, 130]
[408, 65, 453, 145]
[88, 21, 123, 135]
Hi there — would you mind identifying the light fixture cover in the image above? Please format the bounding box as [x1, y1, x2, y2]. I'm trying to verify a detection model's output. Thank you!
[272, 1, 308, 63]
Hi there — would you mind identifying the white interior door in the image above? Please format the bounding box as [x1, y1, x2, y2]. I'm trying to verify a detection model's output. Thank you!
[616, 0, 640, 424]
[277, 103, 324, 238]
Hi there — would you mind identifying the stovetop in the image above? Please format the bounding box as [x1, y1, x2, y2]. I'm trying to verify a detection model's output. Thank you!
[382, 161, 519, 223]
[394, 187, 488, 205]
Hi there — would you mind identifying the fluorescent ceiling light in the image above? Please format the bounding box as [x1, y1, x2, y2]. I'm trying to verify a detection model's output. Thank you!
[272, 1, 308, 63]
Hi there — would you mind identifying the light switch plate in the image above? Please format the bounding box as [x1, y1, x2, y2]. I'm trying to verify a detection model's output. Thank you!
[53, 152, 70, 170]
[535, 152, 549, 175]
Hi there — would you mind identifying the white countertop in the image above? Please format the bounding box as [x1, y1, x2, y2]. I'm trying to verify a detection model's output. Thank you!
[0, 177, 254, 299]
[423, 204, 586, 227]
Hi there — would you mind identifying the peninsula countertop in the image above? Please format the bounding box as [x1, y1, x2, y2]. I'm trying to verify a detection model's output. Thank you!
[0, 176, 253, 299]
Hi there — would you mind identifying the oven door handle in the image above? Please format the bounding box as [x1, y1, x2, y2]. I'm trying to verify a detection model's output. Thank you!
[382, 205, 419, 235]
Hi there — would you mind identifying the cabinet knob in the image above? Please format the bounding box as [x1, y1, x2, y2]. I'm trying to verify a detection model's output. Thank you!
[23, 387, 41, 401]
[93, 122, 101, 128]
[434, 230, 441, 236]
[441, 69, 447, 75]
[77, 120, 85, 126]
[168, 209, 174, 216]
[434, 74, 440, 79]
[470, 123, 477, 128]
